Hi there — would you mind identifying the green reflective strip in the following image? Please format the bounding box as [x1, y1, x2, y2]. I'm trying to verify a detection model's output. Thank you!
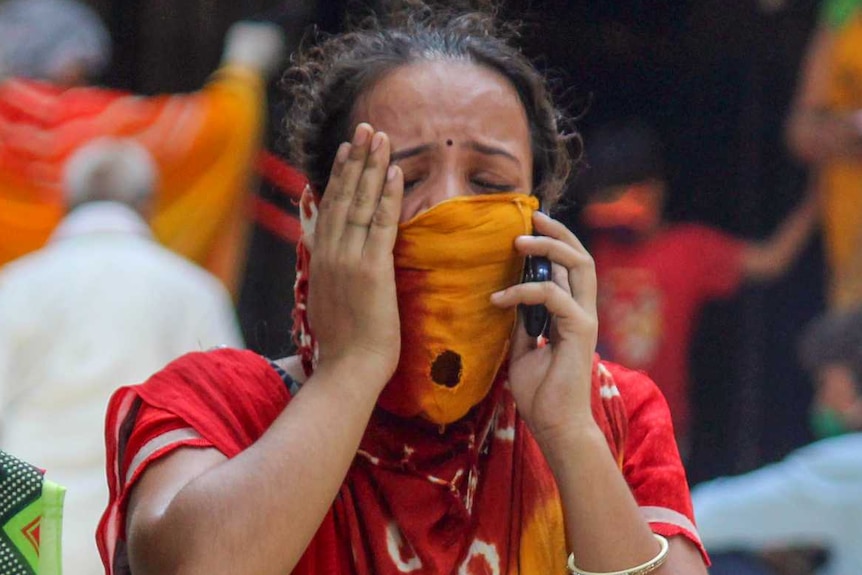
[39, 481, 65, 575]
[820, 0, 862, 29]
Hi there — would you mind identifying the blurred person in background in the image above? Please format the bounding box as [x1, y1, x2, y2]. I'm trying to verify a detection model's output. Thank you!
[0, 0, 284, 295]
[0, 138, 245, 575]
[800, 306, 862, 438]
[786, 0, 862, 310]
[575, 118, 820, 454]
[692, 306, 862, 575]
[0, 0, 110, 86]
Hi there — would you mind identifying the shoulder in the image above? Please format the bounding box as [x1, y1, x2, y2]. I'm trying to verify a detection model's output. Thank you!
[142, 347, 279, 392]
[663, 222, 729, 242]
[596, 359, 670, 415]
[111, 348, 292, 460]
[0, 247, 67, 311]
[662, 223, 744, 260]
[130, 243, 233, 299]
[0, 246, 61, 285]
[133, 347, 288, 416]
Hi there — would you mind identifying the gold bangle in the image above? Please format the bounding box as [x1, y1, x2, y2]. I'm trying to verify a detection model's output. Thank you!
[567, 533, 669, 575]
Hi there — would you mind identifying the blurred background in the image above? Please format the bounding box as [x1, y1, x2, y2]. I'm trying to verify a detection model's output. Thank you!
[9, 3, 862, 574]
[3, 0, 827, 484]
[129, 0, 820, 486]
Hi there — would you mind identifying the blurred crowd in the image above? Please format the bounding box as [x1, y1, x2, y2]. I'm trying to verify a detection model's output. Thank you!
[0, 1, 860, 575]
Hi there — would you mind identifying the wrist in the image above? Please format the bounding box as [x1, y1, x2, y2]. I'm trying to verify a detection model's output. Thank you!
[532, 417, 607, 473]
[314, 349, 398, 393]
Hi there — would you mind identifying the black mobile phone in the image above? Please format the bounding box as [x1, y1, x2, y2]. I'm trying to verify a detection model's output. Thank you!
[519, 254, 552, 337]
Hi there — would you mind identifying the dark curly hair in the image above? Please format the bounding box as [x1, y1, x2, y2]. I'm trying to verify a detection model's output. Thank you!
[282, 2, 575, 206]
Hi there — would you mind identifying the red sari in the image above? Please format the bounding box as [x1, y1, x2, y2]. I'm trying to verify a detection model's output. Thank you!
[98, 348, 707, 574]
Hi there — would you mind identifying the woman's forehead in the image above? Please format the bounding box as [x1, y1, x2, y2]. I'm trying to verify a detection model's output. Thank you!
[353, 61, 531, 151]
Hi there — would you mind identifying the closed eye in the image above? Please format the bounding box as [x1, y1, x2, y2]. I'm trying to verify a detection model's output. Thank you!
[472, 179, 515, 192]
[403, 178, 422, 192]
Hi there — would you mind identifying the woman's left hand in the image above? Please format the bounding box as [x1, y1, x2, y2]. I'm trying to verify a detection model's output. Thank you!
[490, 211, 599, 445]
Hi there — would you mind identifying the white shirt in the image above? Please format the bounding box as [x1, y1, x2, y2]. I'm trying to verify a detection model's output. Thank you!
[0, 202, 244, 575]
[692, 433, 862, 575]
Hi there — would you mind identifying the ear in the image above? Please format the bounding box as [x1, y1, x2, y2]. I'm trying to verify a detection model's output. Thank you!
[299, 184, 320, 252]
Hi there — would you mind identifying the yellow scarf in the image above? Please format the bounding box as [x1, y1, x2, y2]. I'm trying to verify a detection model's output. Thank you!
[294, 190, 538, 424]
[377, 193, 539, 424]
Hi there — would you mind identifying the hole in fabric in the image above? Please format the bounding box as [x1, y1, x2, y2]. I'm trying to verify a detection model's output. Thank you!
[431, 350, 462, 387]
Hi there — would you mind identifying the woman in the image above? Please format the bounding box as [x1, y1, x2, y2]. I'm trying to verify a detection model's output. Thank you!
[97, 6, 710, 575]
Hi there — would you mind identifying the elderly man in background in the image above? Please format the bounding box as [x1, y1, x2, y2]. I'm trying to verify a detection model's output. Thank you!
[0, 138, 245, 575]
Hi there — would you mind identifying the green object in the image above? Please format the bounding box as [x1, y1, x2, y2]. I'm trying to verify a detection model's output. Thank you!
[0, 450, 66, 575]
[820, 0, 862, 29]
[810, 406, 852, 439]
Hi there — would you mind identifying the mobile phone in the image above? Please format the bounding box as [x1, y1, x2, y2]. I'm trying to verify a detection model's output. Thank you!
[519, 254, 552, 338]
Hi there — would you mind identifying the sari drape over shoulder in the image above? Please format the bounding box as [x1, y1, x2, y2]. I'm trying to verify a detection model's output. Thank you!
[98, 348, 707, 575]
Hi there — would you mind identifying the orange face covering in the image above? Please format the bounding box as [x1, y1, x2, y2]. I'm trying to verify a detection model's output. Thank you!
[580, 183, 662, 234]
[376, 193, 539, 424]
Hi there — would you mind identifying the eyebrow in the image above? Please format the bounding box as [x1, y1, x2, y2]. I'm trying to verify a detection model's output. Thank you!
[389, 140, 522, 167]
[465, 141, 521, 167]
[390, 144, 436, 162]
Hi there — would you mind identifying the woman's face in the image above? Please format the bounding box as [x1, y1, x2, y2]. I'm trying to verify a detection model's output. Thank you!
[353, 60, 534, 221]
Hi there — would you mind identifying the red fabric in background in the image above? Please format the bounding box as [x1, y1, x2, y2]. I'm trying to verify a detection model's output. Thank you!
[591, 224, 745, 440]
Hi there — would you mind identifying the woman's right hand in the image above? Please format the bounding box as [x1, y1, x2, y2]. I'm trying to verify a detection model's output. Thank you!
[306, 123, 404, 392]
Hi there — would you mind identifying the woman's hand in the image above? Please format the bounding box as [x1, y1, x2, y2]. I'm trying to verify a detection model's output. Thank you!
[307, 123, 404, 391]
[490, 211, 599, 445]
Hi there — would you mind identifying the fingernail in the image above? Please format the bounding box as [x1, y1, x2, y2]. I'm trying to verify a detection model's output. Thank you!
[490, 290, 504, 301]
[353, 124, 369, 146]
[336, 142, 350, 164]
[371, 132, 385, 152]
[386, 165, 398, 182]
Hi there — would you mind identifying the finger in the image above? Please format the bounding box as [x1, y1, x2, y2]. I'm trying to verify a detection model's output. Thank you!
[514, 234, 588, 272]
[508, 307, 541, 360]
[532, 211, 586, 251]
[514, 235, 596, 313]
[517, 213, 597, 313]
[341, 131, 391, 254]
[492, 281, 595, 336]
[491, 281, 574, 316]
[312, 141, 350, 250]
[551, 262, 572, 297]
[317, 123, 374, 249]
[364, 164, 404, 260]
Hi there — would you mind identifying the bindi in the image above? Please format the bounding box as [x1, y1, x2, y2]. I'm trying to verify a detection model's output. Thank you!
[446, 139, 453, 146]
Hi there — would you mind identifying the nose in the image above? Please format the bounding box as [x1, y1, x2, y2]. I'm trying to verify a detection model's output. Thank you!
[399, 170, 465, 222]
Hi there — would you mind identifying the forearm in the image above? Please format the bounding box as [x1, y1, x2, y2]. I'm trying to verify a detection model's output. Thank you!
[743, 191, 819, 282]
[692, 464, 830, 550]
[538, 421, 664, 573]
[786, 108, 862, 163]
[131, 361, 382, 575]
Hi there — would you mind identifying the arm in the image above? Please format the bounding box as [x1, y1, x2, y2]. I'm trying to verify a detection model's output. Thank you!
[691, 435, 862, 550]
[125, 123, 405, 575]
[785, 25, 862, 164]
[491, 215, 708, 574]
[741, 189, 820, 282]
